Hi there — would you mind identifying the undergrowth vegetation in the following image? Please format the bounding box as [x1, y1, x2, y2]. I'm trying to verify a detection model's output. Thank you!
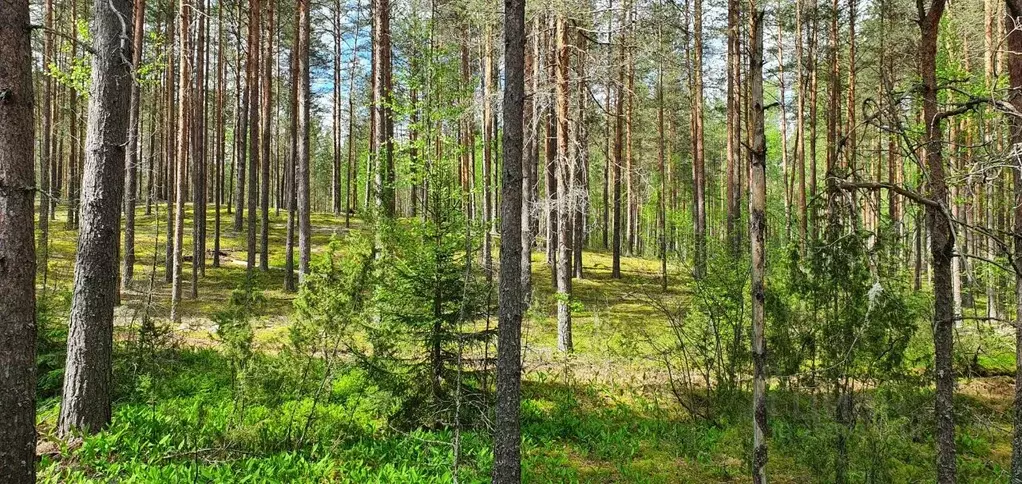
[33, 209, 1015, 482]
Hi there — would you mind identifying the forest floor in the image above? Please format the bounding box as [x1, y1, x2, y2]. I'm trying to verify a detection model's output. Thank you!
[35, 204, 1017, 482]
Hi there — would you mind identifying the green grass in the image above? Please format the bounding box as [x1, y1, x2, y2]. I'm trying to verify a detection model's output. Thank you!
[41, 204, 359, 339]
[35, 203, 1016, 482]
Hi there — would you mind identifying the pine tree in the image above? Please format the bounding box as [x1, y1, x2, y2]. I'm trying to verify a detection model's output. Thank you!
[493, 0, 526, 478]
[0, 0, 38, 478]
[60, 0, 135, 436]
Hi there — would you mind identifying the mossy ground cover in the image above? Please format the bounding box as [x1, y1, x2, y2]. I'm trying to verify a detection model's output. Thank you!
[36, 203, 1015, 482]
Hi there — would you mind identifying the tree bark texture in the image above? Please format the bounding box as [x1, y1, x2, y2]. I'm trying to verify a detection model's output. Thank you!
[60, 0, 134, 436]
[493, 0, 526, 479]
[0, 1, 38, 479]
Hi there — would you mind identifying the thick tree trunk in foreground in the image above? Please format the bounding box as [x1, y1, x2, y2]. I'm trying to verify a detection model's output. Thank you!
[0, 1, 37, 479]
[919, 1, 955, 482]
[493, 0, 525, 479]
[748, 4, 768, 482]
[60, 0, 134, 436]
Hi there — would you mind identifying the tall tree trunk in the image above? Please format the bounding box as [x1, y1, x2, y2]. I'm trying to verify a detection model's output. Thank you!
[214, 0, 225, 269]
[233, 0, 247, 234]
[165, 10, 176, 283]
[522, 17, 538, 304]
[545, 21, 558, 270]
[529, 16, 541, 252]
[59, 0, 134, 435]
[67, 0, 81, 230]
[657, 32, 667, 290]
[493, 0, 526, 478]
[372, 0, 395, 219]
[776, 1, 790, 242]
[602, 3, 613, 252]
[987, 0, 1000, 321]
[171, 0, 191, 322]
[483, 28, 495, 279]
[555, 15, 573, 353]
[808, 0, 820, 241]
[39, 0, 53, 276]
[795, 0, 808, 251]
[726, 0, 741, 254]
[846, 0, 858, 215]
[191, 0, 207, 298]
[920, 1, 955, 481]
[574, 28, 588, 281]
[345, 0, 364, 228]
[333, 0, 343, 216]
[297, 0, 312, 282]
[247, 0, 261, 272]
[146, 78, 156, 217]
[748, 4, 768, 482]
[625, 4, 636, 255]
[692, 0, 706, 278]
[1005, 3, 1022, 481]
[826, 0, 841, 177]
[611, 6, 624, 279]
[0, 0, 37, 478]
[260, 0, 274, 271]
[285, 6, 300, 293]
[52, 54, 63, 222]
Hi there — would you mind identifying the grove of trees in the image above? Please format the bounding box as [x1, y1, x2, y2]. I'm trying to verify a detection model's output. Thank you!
[7, 0, 1022, 481]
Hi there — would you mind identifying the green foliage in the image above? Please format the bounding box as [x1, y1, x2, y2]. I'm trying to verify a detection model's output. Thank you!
[292, 235, 377, 347]
[774, 224, 922, 382]
[294, 174, 493, 428]
[684, 241, 750, 397]
[39, 349, 473, 483]
[213, 279, 265, 378]
[36, 290, 72, 399]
